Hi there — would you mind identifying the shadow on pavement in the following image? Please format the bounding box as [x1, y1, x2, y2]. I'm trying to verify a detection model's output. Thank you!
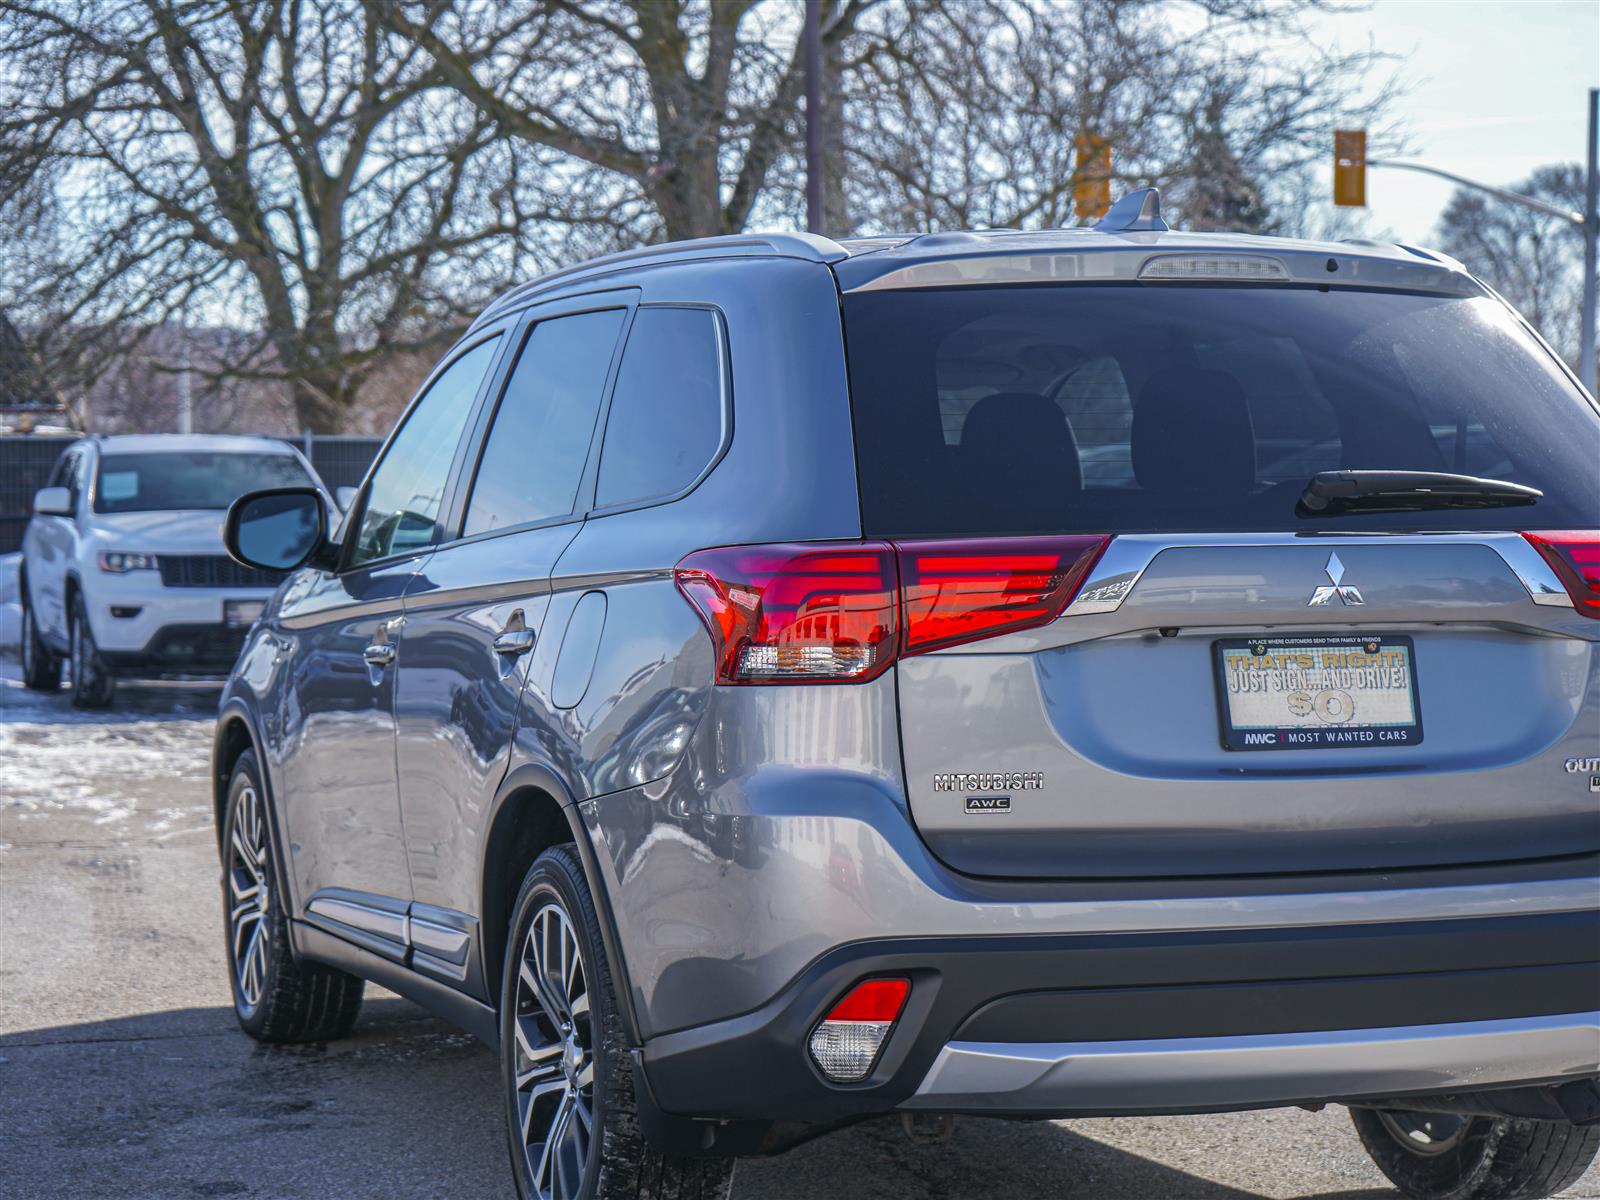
[1, 1000, 1403, 1200]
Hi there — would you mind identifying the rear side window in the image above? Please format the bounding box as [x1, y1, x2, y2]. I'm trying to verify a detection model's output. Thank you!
[463, 309, 626, 536]
[595, 308, 724, 509]
[843, 285, 1600, 535]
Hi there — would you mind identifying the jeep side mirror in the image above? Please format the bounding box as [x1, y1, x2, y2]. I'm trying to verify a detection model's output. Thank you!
[224, 487, 328, 573]
[32, 486, 73, 517]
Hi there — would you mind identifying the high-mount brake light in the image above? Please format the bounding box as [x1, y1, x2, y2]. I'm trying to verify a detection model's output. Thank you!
[808, 978, 910, 1083]
[898, 535, 1109, 654]
[675, 536, 1111, 685]
[1522, 531, 1600, 617]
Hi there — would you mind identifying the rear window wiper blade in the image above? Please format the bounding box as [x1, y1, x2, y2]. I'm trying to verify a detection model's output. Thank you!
[1297, 470, 1542, 517]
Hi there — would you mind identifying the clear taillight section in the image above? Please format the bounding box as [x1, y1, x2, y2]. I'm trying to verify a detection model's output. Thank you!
[675, 536, 1111, 684]
[1523, 531, 1600, 618]
[807, 978, 910, 1082]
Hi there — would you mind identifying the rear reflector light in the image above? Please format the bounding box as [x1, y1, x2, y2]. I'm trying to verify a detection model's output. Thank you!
[1138, 253, 1289, 281]
[808, 978, 910, 1082]
[675, 536, 1109, 684]
[1523, 531, 1600, 617]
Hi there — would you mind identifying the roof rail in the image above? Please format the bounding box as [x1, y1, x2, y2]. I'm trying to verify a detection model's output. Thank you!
[1095, 188, 1170, 233]
[470, 231, 849, 330]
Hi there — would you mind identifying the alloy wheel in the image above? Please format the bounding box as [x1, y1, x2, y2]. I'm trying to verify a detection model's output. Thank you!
[1376, 1109, 1469, 1157]
[512, 901, 595, 1200]
[228, 785, 271, 1010]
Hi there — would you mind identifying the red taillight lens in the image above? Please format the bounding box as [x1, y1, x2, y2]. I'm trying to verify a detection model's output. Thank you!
[898, 535, 1110, 654]
[1523, 531, 1600, 617]
[824, 977, 910, 1022]
[675, 536, 1110, 684]
[675, 543, 899, 683]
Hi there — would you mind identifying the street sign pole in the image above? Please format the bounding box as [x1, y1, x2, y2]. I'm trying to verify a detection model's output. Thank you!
[1579, 87, 1598, 393]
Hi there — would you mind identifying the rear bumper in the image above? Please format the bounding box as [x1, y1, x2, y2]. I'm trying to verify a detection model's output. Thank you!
[638, 909, 1600, 1130]
[908, 1013, 1600, 1114]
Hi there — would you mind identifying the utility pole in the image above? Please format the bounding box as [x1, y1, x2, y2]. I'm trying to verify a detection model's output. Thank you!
[1580, 87, 1598, 392]
[176, 302, 192, 435]
[804, 0, 823, 236]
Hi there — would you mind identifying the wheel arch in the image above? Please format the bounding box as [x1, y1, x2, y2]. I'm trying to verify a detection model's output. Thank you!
[480, 762, 642, 1047]
[213, 700, 266, 859]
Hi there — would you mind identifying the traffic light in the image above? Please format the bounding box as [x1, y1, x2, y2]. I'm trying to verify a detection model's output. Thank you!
[1075, 134, 1112, 221]
[1334, 130, 1367, 207]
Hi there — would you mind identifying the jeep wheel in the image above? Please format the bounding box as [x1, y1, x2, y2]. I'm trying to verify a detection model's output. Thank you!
[67, 592, 114, 708]
[503, 845, 734, 1200]
[19, 586, 60, 691]
[223, 750, 364, 1043]
[1352, 1105, 1600, 1200]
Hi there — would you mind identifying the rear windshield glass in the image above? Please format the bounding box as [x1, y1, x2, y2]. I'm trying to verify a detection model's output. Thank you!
[95, 452, 314, 514]
[842, 285, 1600, 535]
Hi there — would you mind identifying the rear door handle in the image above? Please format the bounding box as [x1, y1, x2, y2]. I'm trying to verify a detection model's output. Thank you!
[363, 643, 397, 666]
[493, 629, 535, 657]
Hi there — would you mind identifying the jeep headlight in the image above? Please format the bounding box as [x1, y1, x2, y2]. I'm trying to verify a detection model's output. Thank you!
[97, 551, 160, 573]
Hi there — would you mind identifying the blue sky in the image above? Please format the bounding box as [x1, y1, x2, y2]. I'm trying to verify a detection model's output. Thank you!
[1313, 0, 1599, 242]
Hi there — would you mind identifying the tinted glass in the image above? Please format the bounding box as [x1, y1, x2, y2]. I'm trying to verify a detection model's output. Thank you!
[595, 308, 724, 509]
[351, 336, 499, 566]
[94, 452, 313, 513]
[463, 309, 625, 536]
[843, 286, 1600, 535]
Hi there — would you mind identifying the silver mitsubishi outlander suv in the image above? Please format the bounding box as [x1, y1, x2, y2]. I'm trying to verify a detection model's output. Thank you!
[214, 191, 1600, 1200]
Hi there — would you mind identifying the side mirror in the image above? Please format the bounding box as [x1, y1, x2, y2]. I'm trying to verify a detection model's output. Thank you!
[224, 487, 329, 573]
[335, 486, 358, 512]
[32, 486, 73, 517]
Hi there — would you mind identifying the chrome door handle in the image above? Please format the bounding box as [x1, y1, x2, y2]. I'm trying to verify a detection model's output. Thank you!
[493, 629, 535, 657]
[363, 643, 397, 667]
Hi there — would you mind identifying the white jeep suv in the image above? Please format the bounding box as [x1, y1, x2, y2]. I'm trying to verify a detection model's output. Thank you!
[18, 433, 326, 707]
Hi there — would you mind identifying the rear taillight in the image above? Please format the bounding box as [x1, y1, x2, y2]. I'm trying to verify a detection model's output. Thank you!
[1523, 531, 1600, 617]
[899, 535, 1109, 654]
[675, 543, 899, 683]
[808, 977, 910, 1082]
[675, 536, 1110, 684]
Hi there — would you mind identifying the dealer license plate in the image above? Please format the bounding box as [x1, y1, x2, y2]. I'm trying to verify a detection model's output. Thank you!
[1214, 634, 1422, 751]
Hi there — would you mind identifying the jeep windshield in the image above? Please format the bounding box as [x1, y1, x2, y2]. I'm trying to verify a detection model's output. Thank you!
[94, 451, 315, 514]
[842, 285, 1600, 535]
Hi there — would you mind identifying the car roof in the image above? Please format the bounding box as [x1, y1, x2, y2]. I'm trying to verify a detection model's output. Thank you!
[91, 433, 300, 457]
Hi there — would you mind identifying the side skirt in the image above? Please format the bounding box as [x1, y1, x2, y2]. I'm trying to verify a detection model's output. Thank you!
[293, 919, 499, 1047]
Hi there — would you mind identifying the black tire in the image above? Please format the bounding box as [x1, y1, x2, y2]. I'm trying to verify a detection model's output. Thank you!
[18, 583, 60, 691]
[1352, 1105, 1600, 1200]
[502, 844, 735, 1200]
[67, 591, 114, 708]
[222, 750, 364, 1043]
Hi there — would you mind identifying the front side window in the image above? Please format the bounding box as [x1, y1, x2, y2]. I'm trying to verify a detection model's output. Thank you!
[463, 309, 625, 536]
[94, 452, 314, 514]
[350, 336, 500, 566]
[845, 285, 1600, 535]
[595, 307, 724, 509]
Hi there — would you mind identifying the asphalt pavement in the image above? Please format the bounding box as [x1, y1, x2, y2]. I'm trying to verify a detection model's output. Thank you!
[1, 648, 1594, 1200]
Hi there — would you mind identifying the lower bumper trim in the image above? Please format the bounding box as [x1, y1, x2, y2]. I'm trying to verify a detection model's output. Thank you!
[905, 1012, 1600, 1114]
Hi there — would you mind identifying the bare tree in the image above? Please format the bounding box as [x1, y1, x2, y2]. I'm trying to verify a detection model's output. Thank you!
[0, 0, 604, 431]
[819, 0, 1398, 236]
[1435, 163, 1587, 376]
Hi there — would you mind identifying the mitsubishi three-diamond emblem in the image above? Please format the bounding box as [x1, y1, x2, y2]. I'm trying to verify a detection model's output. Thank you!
[1308, 551, 1364, 606]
